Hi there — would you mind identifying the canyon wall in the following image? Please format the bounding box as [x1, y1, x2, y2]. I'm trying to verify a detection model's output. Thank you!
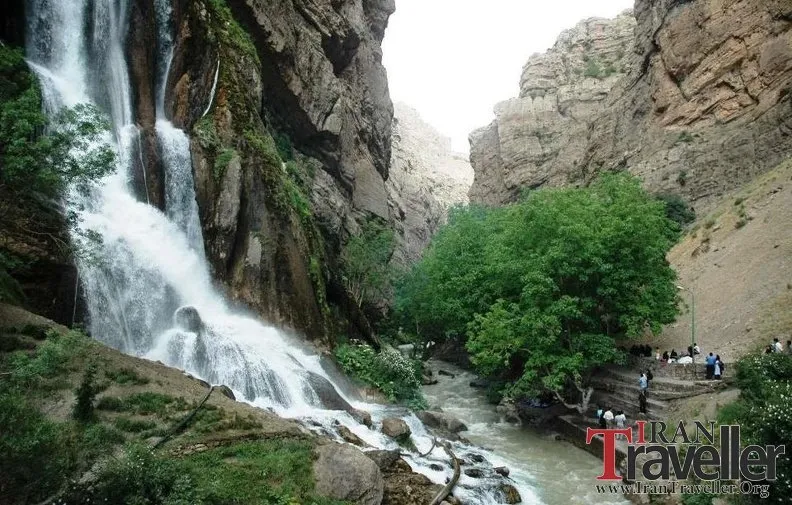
[388, 103, 473, 265]
[470, 0, 792, 212]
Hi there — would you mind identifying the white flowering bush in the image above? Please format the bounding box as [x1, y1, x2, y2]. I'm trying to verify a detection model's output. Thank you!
[335, 343, 426, 409]
[720, 353, 792, 503]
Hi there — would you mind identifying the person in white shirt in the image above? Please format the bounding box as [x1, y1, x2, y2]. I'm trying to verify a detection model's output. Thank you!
[774, 338, 783, 353]
[615, 411, 627, 429]
[693, 343, 701, 355]
[603, 408, 615, 428]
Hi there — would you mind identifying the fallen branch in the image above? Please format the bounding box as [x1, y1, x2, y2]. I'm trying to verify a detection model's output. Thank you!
[418, 437, 438, 457]
[153, 386, 214, 450]
[430, 441, 461, 505]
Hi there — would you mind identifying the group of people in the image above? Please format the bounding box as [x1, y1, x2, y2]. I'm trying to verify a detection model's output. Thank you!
[764, 338, 792, 355]
[596, 406, 627, 430]
[654, 343, 700, 364]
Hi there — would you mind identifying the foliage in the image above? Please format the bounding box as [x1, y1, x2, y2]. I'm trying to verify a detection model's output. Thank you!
[335, 343, 426, 408]
[341, 219, 396, 308]
[72, 440, 346, 505]
[0, 45, 115, 197]
[72, 363, 99, 422]
[677, 170, 688, 186]
[681, 492, 714, 505]
[213, 148, 236, 181]
[395, 174, 680, 406]
[677, 131, 695, 144]
[274, 131, 294, 161]
[204, 0, 260, 66]
[717, 353, 792, 503]
[0, 390, 73, 503]
[105, 367, 150, 386]
[0, 251, 25, 304]
[7, 329, 89, 389]
[656, 193, 695, 229]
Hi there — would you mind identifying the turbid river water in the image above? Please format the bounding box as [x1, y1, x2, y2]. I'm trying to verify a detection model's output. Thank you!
[423, 360, 629, 505]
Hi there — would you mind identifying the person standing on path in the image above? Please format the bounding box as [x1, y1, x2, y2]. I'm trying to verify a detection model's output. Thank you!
[603, 408, 615, 428]
[638, 391, 648, 415]
[705, 353, 717, 379]
[639, 373, 648, 393]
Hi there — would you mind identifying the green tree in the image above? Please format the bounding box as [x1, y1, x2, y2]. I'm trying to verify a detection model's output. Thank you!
[340, 219, 395, 308]
[656, 193, 695, 229]
[396, 174, 680, 411]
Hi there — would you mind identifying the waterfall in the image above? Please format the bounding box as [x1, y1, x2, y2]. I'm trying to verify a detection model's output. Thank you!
[24, 1, 539, 503]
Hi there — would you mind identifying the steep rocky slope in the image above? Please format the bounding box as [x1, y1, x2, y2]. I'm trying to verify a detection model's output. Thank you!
[470, 0, 792, 212]
[124, 0, 397, 343]
[388, 103, 473, 265]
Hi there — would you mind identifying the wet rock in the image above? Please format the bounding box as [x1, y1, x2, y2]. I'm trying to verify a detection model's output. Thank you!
[469, 378, 489, 388]
[494, 466, 510, 477]
[338, 425, 368, 447]
[501, 483, 522, 504]
[216, 385, 235, 401]
[463, 468, 484, 478]
[174, 306, 203, 333]
[382, 471, 444, 505]
[437, 369, 455, 378]
[313, 443, 384, 505]
[381, 417, 411, 441]
[416, 410, 468, 433]
[466, 453, 486, 464]
[306, 371, 355, 413]
[422, 376, 439, 386]
[364, 449, 401, 471]
[429, 463, 444, 471]
[350, 408, 373, 428]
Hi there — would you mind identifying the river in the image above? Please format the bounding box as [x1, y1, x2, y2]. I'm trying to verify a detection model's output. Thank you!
[423, 360, 629, 505]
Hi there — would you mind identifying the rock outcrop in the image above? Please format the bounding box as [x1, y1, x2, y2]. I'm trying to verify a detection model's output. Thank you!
[470, 0, 792, 213]
[150, 0, 397, 342]
[470, 12, 636, 205]
[313, 443, 384, 505]
[387, 103, 473, 265]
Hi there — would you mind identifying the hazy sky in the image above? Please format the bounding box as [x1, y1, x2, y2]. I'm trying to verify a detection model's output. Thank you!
[382, 0, 635, 153]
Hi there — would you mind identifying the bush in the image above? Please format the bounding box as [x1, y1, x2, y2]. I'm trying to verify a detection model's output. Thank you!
[72, 363, 98, 422]
[105, 367, 150, 386]
[8, 330, 88, 389]
[335, 343, 426, 408]
[0, 390, 72, 502]
[656, 193, 696, 228]
[114, 417, 157, 433]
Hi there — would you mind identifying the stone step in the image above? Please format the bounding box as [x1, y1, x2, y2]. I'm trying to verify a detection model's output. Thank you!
[592, 391, 668, 421]
[589, 378, 700, 401]
[595, 367, 729, 393]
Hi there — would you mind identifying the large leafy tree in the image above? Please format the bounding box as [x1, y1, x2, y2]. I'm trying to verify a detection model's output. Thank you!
[396, 174, 680, 410]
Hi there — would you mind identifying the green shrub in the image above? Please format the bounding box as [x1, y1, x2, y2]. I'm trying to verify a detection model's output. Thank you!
[681, 492, 714, 505]
[72, 363, 98, 422]
[677, 131, 695, 144]
[8, 330, 88, 389]
[96, 395, 126, 411]
[656, 193, 696, 228]
[105, 367, 149, 386]
[335, 343, 426, 408]
[124, 392, 187, 416]
[677, 170, 689, 186]
[0, 390, 72, 502]
[213, 148, 236, 181]
[81, 423, 126, 454]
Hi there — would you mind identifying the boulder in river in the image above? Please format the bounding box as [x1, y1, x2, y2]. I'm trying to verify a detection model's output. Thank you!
[337, 425, 368, 447]
[500, 483, 522, 504]
[174, 306, 203, 334]
[350, 408, 373, 428]
[313, 443, 384, 505]
[469, 378, 489, 388]
[364, 449, 401, 471]
[416, 410, 467, 433]
[437, 369, 455, 378]
[381, 417, 411, 441]
[464, 468, 484, 478]
[494, 466, 510, 477]
[306, 371, 355, 413]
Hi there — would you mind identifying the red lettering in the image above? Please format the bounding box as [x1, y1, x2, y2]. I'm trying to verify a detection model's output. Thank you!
[635, 421, 648, 444]
[586, 427, 632, 480]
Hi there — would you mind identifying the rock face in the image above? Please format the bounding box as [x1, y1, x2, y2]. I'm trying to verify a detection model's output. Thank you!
[313, 443, 384, 505]
[470, 12, 636, 205]
[149, 0, 397, 342]
[470, 0, 792, 213]
[387, 103, 473, 265]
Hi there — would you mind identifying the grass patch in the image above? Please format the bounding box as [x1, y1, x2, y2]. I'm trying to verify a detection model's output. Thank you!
[105, 367, 149, 386]
[114, 417, 158, 433]
[6, 329, 89, 390]
[95, 392, 187, 417]
[213, 148, 236, 181]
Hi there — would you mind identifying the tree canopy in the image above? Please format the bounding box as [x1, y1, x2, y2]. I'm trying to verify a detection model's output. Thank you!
[395, 174, 680, 408]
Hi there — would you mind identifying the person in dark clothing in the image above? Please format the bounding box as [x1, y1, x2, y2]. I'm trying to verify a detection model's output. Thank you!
[639, 391, 647, 414]
[645, 369, 654, 385]
[662, 351, 669, 361]
[688, 345, 694, 357]
[670, 349, 678, 360]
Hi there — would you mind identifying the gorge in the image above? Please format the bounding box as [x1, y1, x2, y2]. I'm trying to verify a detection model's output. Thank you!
[2, 1, 792, 505]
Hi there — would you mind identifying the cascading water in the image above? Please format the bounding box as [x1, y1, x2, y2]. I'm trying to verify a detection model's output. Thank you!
[24, 1, 578, 503]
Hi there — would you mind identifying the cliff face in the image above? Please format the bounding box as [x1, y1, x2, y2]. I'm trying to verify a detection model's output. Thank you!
[126, 0, 397, 343]
[470, 12, 636, 205]
[387, 103, 473, 265]
[470, 0, 792, 211]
